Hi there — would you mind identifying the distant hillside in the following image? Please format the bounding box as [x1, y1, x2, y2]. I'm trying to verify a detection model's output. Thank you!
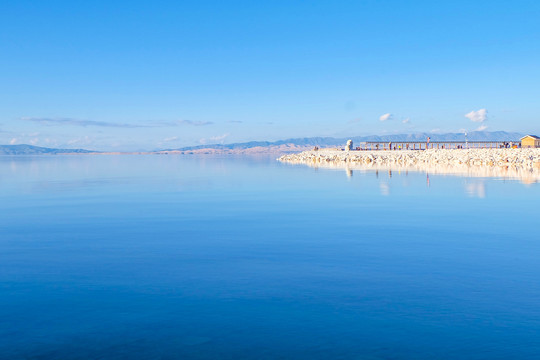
[1, 131, 525, 155]
[0, 144, 95, 155]
[349, 130, 524, 142]
[166, 131, 524, 154]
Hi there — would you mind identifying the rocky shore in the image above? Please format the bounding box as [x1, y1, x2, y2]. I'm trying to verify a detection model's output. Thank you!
[279, 148, 540, 168]
[279, 148, 540, 183]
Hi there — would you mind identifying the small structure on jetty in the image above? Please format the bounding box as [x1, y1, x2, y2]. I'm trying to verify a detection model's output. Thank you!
[521, 135, 540, 148]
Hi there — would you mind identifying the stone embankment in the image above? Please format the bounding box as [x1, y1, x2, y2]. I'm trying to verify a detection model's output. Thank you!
[279, 148, 540, 169]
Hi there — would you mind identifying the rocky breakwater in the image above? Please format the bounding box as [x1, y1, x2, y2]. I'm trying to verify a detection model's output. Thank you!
[279, 148, 540, 170]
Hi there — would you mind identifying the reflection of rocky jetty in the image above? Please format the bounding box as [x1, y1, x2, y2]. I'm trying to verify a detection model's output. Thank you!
[279, 149, 540, 183]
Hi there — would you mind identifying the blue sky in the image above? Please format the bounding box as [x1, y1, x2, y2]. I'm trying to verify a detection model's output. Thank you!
[1, 0, 539, 151]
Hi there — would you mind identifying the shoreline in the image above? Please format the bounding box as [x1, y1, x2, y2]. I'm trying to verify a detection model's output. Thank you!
[278, 148, 540, 183]
[279, 148, 540, 168]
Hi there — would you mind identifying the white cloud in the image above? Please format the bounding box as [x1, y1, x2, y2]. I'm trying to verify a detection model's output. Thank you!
[379, 113, 392, 122]
[66, 136, 93, 146]
[210, 133, 229, 142]
[162, 136, 179, 142]
[402, 117, 410, 124]
[9, 138, 17, 145]
[464, 109, 487, 123]
[199, 133, 230, 145]
[476, 124, 488, 131]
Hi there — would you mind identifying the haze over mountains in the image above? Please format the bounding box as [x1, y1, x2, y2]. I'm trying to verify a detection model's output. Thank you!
[0, 131, 525, 155]
[165, 131, 524, 154]
[0, 144, 95, 155]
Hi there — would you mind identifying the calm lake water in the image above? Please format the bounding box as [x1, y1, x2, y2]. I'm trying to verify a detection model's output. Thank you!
[1, 155, 539, 359]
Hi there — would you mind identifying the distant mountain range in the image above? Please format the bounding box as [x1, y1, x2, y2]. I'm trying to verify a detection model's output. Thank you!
[165, 131, 524, 154]
[0, 144, 95, 155]
[0, 131, 526, 155]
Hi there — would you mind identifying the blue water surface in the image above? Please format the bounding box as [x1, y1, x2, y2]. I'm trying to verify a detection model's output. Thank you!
[1, 155, 539, 359]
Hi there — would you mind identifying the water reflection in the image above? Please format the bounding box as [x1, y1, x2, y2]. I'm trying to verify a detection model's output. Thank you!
[379, 182, 390, 196]
[278, 160, 540, 198]
[296, 160, 540, 185]
[2, 155, 540, 359]
[464, 180, 486, 198]
[0, 155, 269, 195]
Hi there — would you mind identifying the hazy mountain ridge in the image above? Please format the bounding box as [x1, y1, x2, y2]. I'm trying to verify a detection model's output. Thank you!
[0, 144, 96, 155]
[172, 131, 524, 153]
[1, 132, 526, 154]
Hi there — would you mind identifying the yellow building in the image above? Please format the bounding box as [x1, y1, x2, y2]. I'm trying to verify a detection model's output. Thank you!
[521, 135, 540, 148]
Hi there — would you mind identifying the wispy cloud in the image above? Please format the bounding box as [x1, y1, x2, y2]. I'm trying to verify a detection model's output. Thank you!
[379, 113, 392, 122]
[21, 117, 213, 128]
[162, 136, 179, 142]
[199, 133, 230, 145]
[177, 120, 213, 126]
[348, 118, 362, 124]
[66, 136, 94, 146]
[476, 124, 488, 131]
[24, 132, 40, 137]
[402, 117, 410, 124]
[155, 136, 181, 148]
[227, 120, 243, 124]
[21, 117, 145, 128]
[9, 138, 17, 145]
[464, 109, 487, 123]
